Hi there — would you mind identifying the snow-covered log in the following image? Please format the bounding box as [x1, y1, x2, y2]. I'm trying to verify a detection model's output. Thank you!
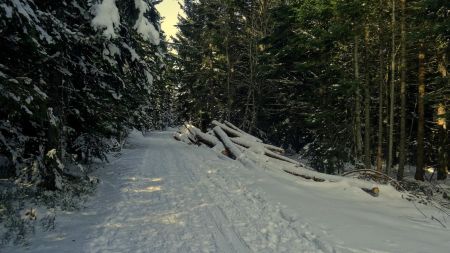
[262, 144, 284, 154]
[230, 137, 284, 154]
[182, 123, 226, 152]
[174, 120, 381, 197]
[212, 120, 262, 143]
[280, 165, 379, 193]
[264, 149, 299, 165]
[174, 125, 195, 144]
[213, 126, 258, 169]
[223, 121, 264, 143]
[283, 168, 380, 197]
[230, 137, 296, 165]
[224, 120, 246, 133]
[185, 124, 219, 147]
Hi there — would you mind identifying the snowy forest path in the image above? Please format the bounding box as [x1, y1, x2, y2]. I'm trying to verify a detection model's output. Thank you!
[84, 130, 332, 253]
[7, 130, 448, 253]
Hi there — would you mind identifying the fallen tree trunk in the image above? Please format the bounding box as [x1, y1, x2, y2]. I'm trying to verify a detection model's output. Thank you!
[213, 126, 258, 169]
[230, 137, 284, 154]
[174, 125, 194, 143]
[283, 168, 379, 197]
[230, 137, 296, 165]
[183, 123, 226, 153]
[280, 165, 379, 192]
[224, 120, 247, 134]
[284, 169, 326, 182]
[264, 149, 299, 165]
[174, 120, 381, 197]
[185, 124, 219, 147]
[224, 121, 263, 143]
[212, 120, 262, 143]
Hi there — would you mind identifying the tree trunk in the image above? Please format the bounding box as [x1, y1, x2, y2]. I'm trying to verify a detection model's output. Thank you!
[376, 0, 385, 173]
[364, 26, 371, 170]
[415, 46, 425, 181]
[226, 36, 232, 121]
[243, 7, 258, 133]
[437, 103, 447, 180]
[387, 0, 396, 175]
[354, 35, 363, 162]
[437, 52, 448, 180]
[397, 0, 407, 180]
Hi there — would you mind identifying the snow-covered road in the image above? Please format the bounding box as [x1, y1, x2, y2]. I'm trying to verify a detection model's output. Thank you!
[86, 131, 334, 253]
[8, 130, 450, 253]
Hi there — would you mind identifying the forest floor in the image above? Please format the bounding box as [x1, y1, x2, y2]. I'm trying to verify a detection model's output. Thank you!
[5, 130, 450, 253]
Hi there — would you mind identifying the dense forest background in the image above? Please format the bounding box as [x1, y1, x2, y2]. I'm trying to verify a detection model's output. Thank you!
[173, 0, 449, 180]
[0, 0, 448, 193]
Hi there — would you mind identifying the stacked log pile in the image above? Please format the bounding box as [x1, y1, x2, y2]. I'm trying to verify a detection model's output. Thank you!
[174, 121, 380, 197]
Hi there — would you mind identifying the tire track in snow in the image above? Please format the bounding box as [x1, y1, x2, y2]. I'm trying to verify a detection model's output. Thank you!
[197, 155, 336, 253]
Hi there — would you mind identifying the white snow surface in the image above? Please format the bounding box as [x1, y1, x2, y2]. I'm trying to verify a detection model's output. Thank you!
[134, 0, 160, 45]
[7, 130, 449, 253]
[91, 0, 120, 39]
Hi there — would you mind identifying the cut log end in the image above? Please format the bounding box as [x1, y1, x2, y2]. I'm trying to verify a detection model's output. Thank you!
[362, 187, 380, 197]
[221, 149, 235, 159]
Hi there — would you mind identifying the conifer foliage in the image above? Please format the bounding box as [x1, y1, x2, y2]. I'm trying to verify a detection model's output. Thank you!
[174, 0, 449, 177]
[0, 0, 171, 189]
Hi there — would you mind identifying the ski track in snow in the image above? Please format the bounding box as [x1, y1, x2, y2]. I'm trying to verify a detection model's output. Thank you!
[86, 131, 333, 253]
[7, 130, 449, 253]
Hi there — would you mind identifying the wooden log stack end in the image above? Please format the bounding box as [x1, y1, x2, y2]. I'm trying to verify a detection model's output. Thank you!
[175, 121, 292, 166]
[175, 120, 383, 198]
[362, 187, 380, 197]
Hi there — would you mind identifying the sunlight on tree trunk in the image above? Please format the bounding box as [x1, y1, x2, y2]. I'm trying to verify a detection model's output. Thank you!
[437, 51, 448, 180]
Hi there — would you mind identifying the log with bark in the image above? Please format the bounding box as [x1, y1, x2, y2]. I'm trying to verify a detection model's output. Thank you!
[178, 122, 289, 165]
[212, 120, 263, 144]
[212, 126, 259, 169]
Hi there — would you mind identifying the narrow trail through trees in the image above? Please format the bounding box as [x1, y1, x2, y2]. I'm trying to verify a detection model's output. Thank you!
[7, 130, 449, 253]
[87, 131, 334, 253]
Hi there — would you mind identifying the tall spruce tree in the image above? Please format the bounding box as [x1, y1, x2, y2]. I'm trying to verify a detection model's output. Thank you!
[0, 0, 170, 189]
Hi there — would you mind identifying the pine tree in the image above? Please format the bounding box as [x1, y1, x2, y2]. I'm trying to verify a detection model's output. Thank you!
[0, 0, 170, 188]
[173, 0, 449, 177]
